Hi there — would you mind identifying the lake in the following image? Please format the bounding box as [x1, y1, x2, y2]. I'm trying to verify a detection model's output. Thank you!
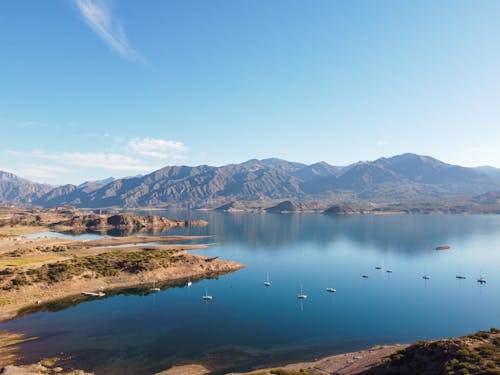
[3, 213, 500, 374]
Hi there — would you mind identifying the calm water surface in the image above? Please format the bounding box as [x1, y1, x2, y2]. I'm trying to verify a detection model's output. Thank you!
[3, 213, 500, 374]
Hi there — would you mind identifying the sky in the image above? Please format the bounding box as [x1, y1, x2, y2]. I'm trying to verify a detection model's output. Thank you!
[1, 0, 500, 185]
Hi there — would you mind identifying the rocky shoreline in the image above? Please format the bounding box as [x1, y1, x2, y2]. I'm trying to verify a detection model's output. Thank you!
[49, 212, 208, 232]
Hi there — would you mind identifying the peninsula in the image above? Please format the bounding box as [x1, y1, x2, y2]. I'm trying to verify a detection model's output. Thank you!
[0, 208, 244, 371]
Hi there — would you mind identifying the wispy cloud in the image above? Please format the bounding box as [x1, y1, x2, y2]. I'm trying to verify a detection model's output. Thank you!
[4, 136, 190, 184]
[1, 164, 72, 181]
[128, 138, 189, 160]
[7, 150, 160, 172]
[74, 0, 146, 63]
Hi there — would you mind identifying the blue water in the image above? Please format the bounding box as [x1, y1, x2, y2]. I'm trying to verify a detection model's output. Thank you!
[23, 231, 109, 240]
[3, 213, 500, 374]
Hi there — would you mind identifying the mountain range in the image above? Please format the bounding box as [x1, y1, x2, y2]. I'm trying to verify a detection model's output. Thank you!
[1, 153, 500, 209]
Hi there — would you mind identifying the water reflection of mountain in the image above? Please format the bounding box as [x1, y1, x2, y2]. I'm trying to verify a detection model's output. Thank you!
[65, 226, 178, 237]
[135, 211, 500, 255]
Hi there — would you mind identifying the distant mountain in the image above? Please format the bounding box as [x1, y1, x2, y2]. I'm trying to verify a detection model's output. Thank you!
[265, 200, 302, 213]
[471, 190, 500, 205]
[2, 154, 500, 208]
[0, 171, 53, 205]
[474, 166, 500, 182]
[78, 177, 115, 190]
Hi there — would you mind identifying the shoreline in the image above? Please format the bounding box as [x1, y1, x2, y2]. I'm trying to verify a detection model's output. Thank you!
[0, 220, 244, 373]
[226, 344, 409, 375]
[0, 234, 243, 321]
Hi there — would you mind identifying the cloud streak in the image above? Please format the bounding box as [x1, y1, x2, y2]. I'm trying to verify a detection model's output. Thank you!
[74, 0, 145, 63]
[129, 138, 189, 160]
[10, 150, 159, 172]
[4, 137, 190, 184]
[0, 164, 72, 181]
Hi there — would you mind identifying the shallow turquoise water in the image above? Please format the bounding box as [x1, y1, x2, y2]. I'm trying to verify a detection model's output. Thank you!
[23, 231, 109, 240]
[3, 213, 500, 374]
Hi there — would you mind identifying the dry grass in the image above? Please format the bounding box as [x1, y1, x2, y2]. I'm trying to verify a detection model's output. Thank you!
[0, 298, 14, 306]
[0, 254, 65, 268]
[0, 225, 48, 237]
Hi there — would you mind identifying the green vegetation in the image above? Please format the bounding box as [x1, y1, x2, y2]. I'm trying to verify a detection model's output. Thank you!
[0, 249, 184, 290]
[5, 245, 67, 258]
[367, 328, 500, 375]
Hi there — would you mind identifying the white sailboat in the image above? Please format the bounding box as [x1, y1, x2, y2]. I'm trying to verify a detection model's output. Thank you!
[422, 265, 430, 280]
[187, 279, 193, 287]
[82, 291, 105, 297]
[150, 280, 160, 292]
[297, 284, 307, 299]
[202, 287, 213, 300]
[264, 272, 271, 287]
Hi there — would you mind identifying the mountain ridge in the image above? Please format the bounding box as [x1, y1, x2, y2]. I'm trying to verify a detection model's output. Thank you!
[2, 153, 500, 209]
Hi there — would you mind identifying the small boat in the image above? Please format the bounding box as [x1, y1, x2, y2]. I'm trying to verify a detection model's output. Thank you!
[362, 274, 369, 278]
[297, 284, 307, 299]
[456, 265, 466, 280]
[422, 275, 431, 280]
[477, 269, 486, 284]
[375, 266, 382, 270]
[435, 245, 451, 250]
[202, 287, 213, 301]
[386, 269, 393, 273]
[326, 287, 336, 293]
[150, 281, 160, 292]
[264, 272, 271, 287]
[187, 280, 193, 287]
[82, 292, 105, 297]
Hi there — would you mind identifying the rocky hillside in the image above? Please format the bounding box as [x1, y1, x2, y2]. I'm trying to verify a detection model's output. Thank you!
[2, 154, 500, 208]
[364, 328, 499, 375]
[0, 171, 53, 205]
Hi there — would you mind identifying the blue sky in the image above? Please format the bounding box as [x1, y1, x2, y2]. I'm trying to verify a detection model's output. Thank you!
[1, 0, 500, 185]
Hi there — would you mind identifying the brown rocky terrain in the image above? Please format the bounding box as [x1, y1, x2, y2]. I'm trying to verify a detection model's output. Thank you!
[49, 212, 208, 232]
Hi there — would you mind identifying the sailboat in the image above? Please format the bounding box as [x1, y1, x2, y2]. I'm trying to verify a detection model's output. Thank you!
[477, 269, 486, 284]
[297, 284, 307, 299]
[150, 280, 160, 292]
[264, 272, 271, 287]
[362, 274, 369, 278]
[187, 279, 193, 287]
[456, 265, 466, 279]
[422, 265, 430, 280]
[202, 287, 213, 300]
[326, 287, 336, 293]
